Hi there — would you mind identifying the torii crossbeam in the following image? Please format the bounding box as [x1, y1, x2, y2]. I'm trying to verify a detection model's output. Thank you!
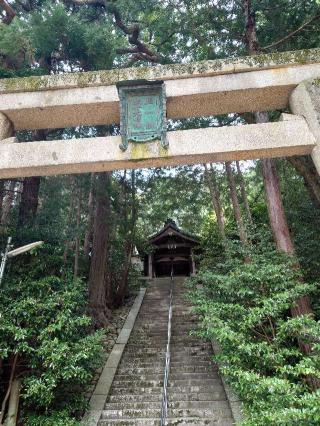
[0, 48, 320, 178]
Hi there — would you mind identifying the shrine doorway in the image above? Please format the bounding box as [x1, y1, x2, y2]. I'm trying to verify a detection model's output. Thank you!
[144, 219, 199, 278]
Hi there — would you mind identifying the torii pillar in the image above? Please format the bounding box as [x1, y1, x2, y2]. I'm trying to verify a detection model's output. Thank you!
[0, 113, 13, 142]
[290, 79, 320, 175]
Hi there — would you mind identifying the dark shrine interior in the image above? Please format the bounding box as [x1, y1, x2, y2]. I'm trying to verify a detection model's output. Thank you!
[144, 220, 199, 278]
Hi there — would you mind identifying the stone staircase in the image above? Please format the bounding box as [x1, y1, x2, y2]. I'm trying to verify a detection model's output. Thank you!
[99, 277, 234, 425]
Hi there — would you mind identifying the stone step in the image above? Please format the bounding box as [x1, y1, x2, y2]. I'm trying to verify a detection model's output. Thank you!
[99, 420, 160, 425]
[126, 341, 207, 346]
[101, 409, 161, 419]
[170, 361, 214, 367]
[170, 354, 214, 360]
[111, 385, 223, 394]
[114, 373, 220, 382]
[170, 356, 214, 364]
[123, 348, 166, 354]
[116, 365, 217, 374]
[99, 417, 234, 426]
[168, 379, 222, 387]
[120, 359, 214, 369]
[127, 340, 208, 346]
[165, 418, 234, 425]
[114, 374, 164, 381]
[111, 380, 163, 388]
[101, 405, 232, 419]
[170, 345, 212, 351]
[104, 400, 229, 411]
[110, 387, 163, 395]
[170, 372, 220, 380]
[108, 391, 226, 404]
[97, 278, 233, 426]
[123, 345, 209, 351]
[107, 394, 162, 403]
[167, 407, 233, 418]
[118, 362, 165, 369]
[121, 353, 166, 359]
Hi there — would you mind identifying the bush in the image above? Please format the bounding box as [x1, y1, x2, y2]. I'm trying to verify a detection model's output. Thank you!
[188, 244, 320, 425]
[25, 411, 82, 426]
[0, 275, 104, 421]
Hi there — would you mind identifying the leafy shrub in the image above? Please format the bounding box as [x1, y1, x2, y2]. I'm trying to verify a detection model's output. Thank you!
[25, 410, 82, 426]
[0, 275, 104, 421]
[188, 243, 320, 425]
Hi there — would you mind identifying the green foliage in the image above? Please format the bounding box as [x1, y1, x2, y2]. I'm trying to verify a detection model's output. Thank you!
[28, 3, 118, 71]
[0, 19, 32, 61]
[279, 159, 320, 284]
[0, 1, 119, 75]
[25, 411, 81, 426]
[0, 274, 104, 420]
[189, 241, 320, 425]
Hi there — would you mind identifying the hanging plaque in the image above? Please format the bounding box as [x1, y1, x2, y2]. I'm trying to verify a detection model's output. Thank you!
[117, 80, 168, 151]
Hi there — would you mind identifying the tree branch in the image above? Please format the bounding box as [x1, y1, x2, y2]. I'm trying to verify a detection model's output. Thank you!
[65, 0, 160, 63]
[263, 15, 320, 50]
[0, 0, 16, 24]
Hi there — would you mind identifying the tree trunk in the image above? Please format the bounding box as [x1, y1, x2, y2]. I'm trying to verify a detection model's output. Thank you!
[17, 177, 41, 228]
[73, 188, 82, 281]
[225, 161, 248, 246]
[261, 159, 316, 326]
[63, 176, 76, 269]
[257, 112, 319, 390]
[1, 181, 16, 234]
[0, 354, 18, 425]
[0, 180, 4, 220]
[203, 164, 227, 241]
[88, 172, 111, 328]
[5, 378, 20, 426]
[115, 240, 132, 308]
[115, 170, 137, 307]
[83, 174, 95, 257]
[236, 161, 253, 224]
[17, 131, 46, 229]
[243, 0, 319, 389]
[287, 156, 320, 209]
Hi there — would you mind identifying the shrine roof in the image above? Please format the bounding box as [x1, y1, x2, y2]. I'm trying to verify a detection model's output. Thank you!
[149, 219, 199, 245]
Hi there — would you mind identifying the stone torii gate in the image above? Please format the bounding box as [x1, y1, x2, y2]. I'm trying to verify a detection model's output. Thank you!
[1, 48, 320, 177]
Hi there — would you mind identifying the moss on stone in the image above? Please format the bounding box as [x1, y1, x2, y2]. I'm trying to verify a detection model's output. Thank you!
[1, 48, 320, 94]
[129, 141, 169, 162]
[312, 78, 320, 88]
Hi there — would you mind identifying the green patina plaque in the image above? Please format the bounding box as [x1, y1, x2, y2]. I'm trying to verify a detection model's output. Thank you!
[117, 80, 168, 151]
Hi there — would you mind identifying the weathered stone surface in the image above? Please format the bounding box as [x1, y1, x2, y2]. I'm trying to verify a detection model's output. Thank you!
[100, 277, 234, 425]
[83, 288, 146, 426]
[94, 369, 117, 396]
[1, 48, 320, 94]
[290, 79, 320, 175]
[82, 410, 101, 426]
[116, 328, 131, 345]
[1, 49, 320, 130]
[312, 147, 320, 175]
[0, 118, 315, 179]
[0, 112, 13, 140]
[0, 137, 17, 145]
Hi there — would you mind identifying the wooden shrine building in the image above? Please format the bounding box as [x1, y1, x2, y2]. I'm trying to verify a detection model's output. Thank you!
[145, 219, 199, 278]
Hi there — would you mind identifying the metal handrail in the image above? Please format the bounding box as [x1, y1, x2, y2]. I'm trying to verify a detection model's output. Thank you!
[160, 275, 173, 426]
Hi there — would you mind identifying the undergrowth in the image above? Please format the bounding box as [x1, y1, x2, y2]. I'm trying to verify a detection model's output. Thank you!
[188, 239, 320, 425]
